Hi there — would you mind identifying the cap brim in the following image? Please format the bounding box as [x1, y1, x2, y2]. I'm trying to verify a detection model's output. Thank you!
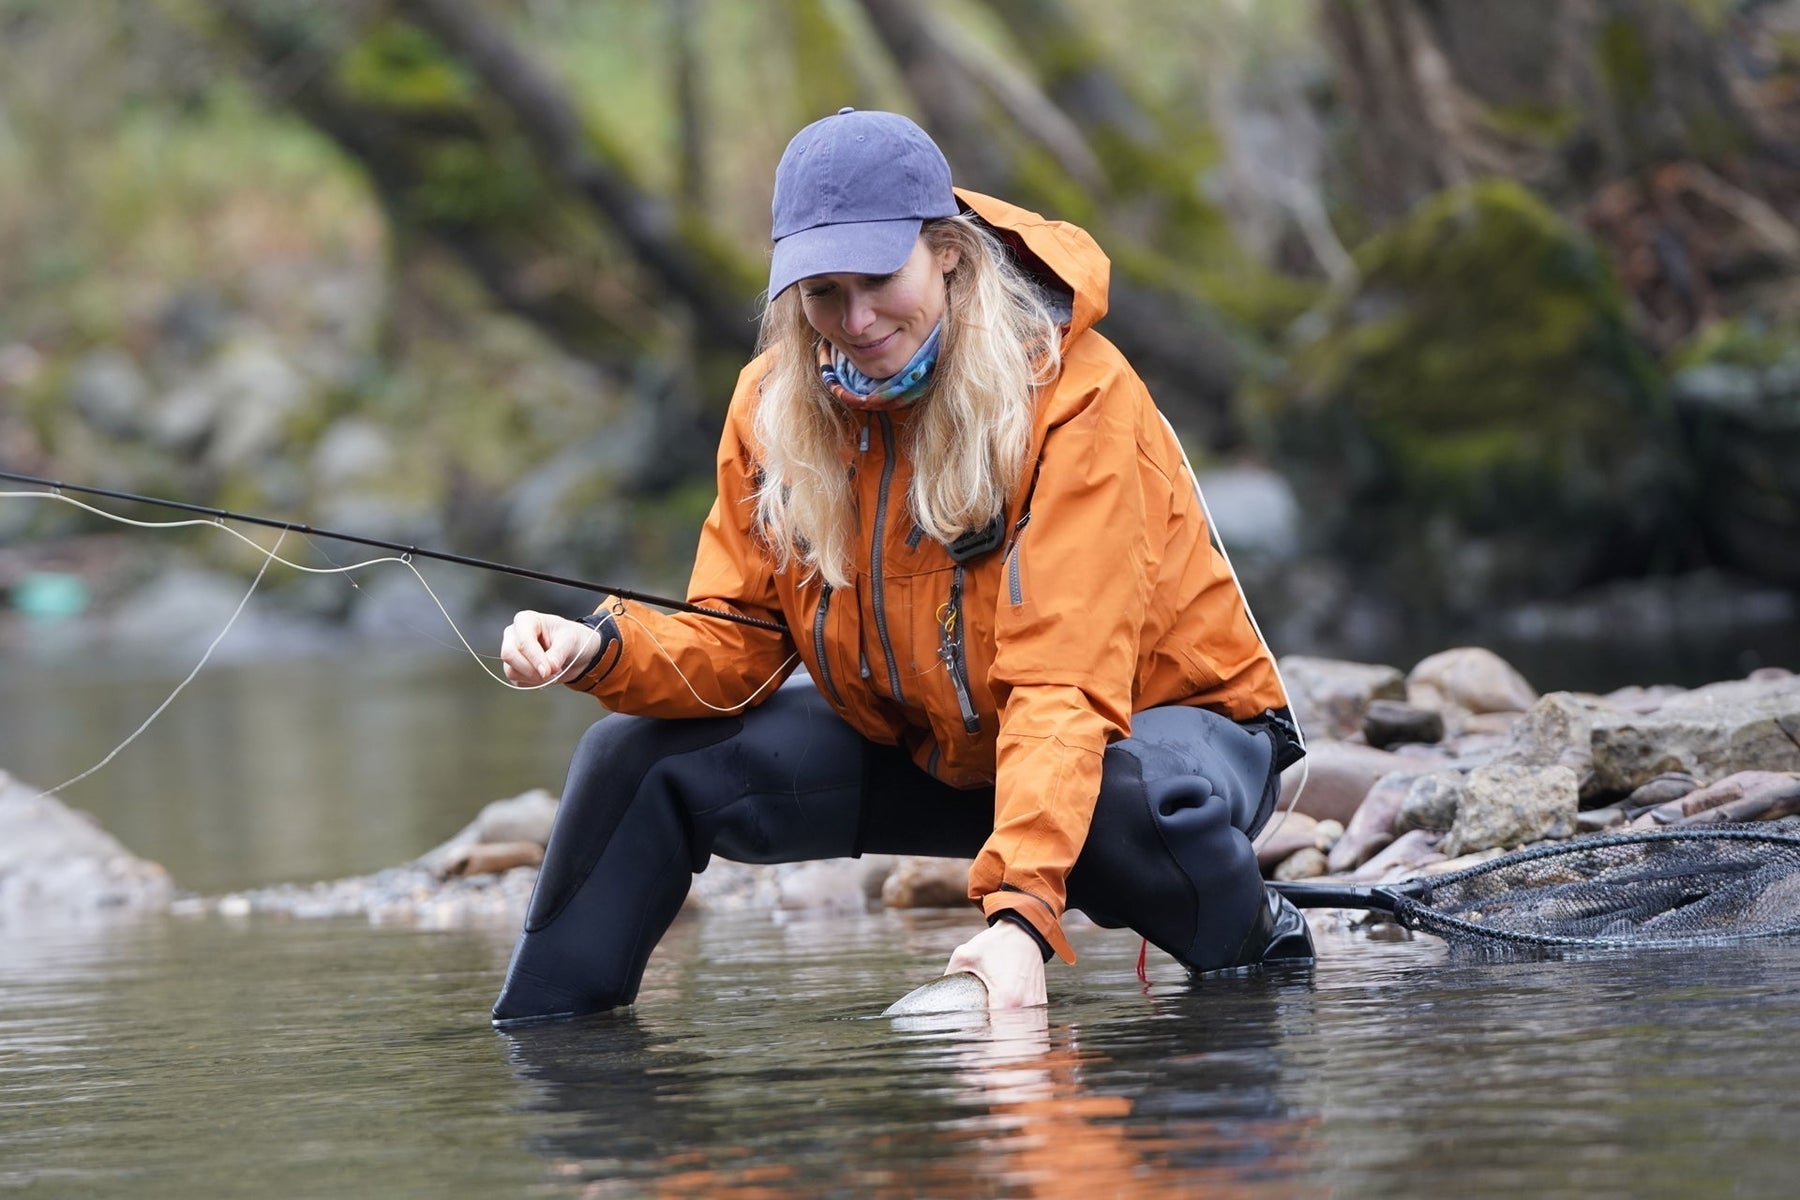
[768, 217, 923, 300]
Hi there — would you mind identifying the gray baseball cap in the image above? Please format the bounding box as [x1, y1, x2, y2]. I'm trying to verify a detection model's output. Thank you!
[768, 108, 958, 300]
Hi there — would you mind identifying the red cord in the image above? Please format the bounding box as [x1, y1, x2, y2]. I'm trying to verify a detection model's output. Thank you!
[1136, 937, 1149, 985]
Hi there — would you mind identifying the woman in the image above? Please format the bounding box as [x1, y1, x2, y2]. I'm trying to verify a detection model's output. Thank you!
[495, 109, 1308, 1024]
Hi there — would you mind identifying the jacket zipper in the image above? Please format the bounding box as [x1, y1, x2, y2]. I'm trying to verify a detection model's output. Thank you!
[1004, 512, 1032, 605]
[870, 412, 906, 704]
[939, 564, 981, 733]
[812, 584, 843, 707]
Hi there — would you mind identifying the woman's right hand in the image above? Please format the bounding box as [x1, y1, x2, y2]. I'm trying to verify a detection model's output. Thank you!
[501, 610, 598, 687]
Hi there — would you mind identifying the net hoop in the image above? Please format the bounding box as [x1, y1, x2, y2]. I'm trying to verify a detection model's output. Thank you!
[1391, 824, 1800, 950]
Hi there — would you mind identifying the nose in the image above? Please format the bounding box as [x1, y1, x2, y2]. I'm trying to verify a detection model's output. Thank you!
[841, 288, 876, 337]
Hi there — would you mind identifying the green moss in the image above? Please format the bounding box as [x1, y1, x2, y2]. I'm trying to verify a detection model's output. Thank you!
[338, 21, 476, 111]
[1275, 179, 1667, 530]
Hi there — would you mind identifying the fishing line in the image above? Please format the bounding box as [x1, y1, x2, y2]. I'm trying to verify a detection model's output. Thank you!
[4, 487, 802, 783]
[613, 606, 799, 715]
[28, 528, 283, 801]
[1, 487, 578, 691]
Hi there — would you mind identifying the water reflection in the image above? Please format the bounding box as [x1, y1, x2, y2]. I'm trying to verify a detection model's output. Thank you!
[5, 906, 1800, 1197]
[498, 926, 1326, 1198]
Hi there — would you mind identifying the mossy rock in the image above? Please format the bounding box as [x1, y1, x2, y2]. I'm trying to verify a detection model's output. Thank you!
[1669, 318, 1800, 586]
[1254, 179, 1688, 609]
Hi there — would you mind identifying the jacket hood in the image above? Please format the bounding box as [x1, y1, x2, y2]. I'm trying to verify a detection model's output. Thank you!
[954, 189, 1109, 345]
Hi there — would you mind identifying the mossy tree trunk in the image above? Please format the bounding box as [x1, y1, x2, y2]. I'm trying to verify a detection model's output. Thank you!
[197, 0, 762, 493]
[1321, 0, 1799, 351]
[1322, 0, 1767, 220]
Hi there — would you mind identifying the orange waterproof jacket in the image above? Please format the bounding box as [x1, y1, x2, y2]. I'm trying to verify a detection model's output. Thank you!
[570, 190, 1287, 961]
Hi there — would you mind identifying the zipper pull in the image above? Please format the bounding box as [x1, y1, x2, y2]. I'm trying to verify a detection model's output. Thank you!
[858, 420, 870, 453]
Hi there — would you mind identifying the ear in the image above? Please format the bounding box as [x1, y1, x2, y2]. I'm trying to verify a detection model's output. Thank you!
[933, 243, 962, 275]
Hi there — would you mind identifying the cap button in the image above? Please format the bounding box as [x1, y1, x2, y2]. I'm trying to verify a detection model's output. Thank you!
[837, 106, 855, 115]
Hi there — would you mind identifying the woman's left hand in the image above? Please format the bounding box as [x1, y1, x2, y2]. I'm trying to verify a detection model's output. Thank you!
[947, 920, 1047, 1009]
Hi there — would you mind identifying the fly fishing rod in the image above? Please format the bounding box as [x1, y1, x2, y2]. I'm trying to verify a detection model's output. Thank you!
[0, 469, 789, 633]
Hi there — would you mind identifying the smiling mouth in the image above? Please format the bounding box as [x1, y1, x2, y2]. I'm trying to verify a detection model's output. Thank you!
[848, 332, 895, 354]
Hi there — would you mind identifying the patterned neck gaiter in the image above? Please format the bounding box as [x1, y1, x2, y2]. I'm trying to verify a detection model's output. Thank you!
[817, 322, 942, 413]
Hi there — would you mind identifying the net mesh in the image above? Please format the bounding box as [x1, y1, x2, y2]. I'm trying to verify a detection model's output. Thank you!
[1390, 825, 1800, 949]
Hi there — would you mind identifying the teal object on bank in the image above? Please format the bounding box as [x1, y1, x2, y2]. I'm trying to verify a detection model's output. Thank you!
[11, 571, 90, 619]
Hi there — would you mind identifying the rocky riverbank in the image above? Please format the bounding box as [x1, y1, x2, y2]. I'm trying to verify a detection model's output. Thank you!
[6, 646, 1798, 936]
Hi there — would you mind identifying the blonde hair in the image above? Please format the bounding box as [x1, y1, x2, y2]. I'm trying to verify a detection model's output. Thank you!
[750, 216, 1063, 589]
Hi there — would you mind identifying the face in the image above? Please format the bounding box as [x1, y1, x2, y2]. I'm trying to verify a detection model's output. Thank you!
[798, 237, 961, 380]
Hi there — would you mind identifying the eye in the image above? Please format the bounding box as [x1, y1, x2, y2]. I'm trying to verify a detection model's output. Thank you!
[861, 272, 896, 287]
[801, 282, 836, 299]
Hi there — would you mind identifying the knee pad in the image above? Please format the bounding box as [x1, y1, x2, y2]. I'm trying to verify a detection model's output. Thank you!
[1147, 776, 1271, 970]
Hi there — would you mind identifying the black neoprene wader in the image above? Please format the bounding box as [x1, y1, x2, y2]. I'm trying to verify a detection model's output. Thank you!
[492, 680, 1306, 1025]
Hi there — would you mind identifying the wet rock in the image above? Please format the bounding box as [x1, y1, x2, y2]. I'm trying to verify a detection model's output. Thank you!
[1281, 741, 1409, 823]
[1329, 768, 1427, 872]
[1255, 811, 1320, 869]
[1406, 646, 1538, 725]
[1489, 691, 1612, 796]
[0, 771, 177, 920]
[1588, 674, 1800, 795]
[439, 841, 543, 878]
[1650, 771, 1800, 825]
[1395, 771, 1466, 834]
[882, 856, 972, 909]
[1577, 803, 1628, 832]
[1624, 771, 1703, 811]
[776, 857, 892, 912]
[1455, 711, 1528, 737]
[416, 788, 559, 878]
[207, 863, 538, 927]
[1273, 847, 1328, 881]
[1442, 764, 1580, 857]
[1362, 699, 1445, 748]
[1280, 655, 1407, 741]
[1350, 829, 1446, 881]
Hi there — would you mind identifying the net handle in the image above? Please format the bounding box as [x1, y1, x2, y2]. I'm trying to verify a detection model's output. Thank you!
[1269, 879, 1426, 913]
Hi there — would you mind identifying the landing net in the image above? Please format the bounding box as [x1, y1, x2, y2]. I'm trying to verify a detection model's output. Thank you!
[1391, 825, 1800, 949]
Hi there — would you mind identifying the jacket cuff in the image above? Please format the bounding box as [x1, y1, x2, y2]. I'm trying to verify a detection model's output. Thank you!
[981, 886, 1076, 964]
[567, 605, 623, 693]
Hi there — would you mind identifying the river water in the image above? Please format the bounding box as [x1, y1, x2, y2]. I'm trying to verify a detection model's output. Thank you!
[4, 653, 1800, 1197]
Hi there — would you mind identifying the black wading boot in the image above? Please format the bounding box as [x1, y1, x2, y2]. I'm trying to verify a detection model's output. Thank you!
[1207, 886, 1315, 976]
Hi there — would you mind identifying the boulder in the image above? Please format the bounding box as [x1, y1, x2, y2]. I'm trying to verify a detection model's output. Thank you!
[1646, 770, 1800, 826]
[1328, 768, 1428, 872]
[1488, 691, 1613, 797]
[1273, 847, 1328, 881]
[1395, 771, 1467, 834]
[776, 858, 889, 912]
[0, 771, 177, 920]
[1362, 699, 1445, 748]
[1350, 829, 1446, 881]
[1588, 675, 1800, 795]
[1407, 646, 1539, 721]
[1442, 764, 1580, 857]
[1255, 811, 1321, 870]
[416, 788, 560, 877]
[1280, 741, 1410, 823]
[881, 856, 972, 909]
[1280, 656, 1407, 741]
